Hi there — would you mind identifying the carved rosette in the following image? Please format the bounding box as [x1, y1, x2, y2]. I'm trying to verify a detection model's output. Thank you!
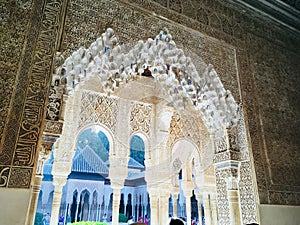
[129, 102, 152, 135]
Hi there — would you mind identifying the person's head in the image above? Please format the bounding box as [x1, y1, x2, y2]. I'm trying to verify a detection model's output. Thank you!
[169, 218, 184, 225]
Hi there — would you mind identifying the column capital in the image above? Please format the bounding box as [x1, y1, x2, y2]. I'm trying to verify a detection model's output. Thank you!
[52, 175, 67, 188]
[181, 180, 194, 197]
[110, 180, 124, 190]
[36, 137, 56, 175]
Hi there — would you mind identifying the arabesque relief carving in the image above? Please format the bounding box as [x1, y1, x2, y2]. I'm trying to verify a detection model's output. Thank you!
[79, 91, 119, 132]
[130, 102, 152, 135]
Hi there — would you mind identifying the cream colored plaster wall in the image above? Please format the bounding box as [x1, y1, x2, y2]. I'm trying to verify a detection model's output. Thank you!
[259, 204, 300, 225]
[0, 189, 31, 225]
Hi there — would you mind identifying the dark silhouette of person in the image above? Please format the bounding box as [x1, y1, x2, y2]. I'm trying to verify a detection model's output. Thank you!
[169, 218, 184, 225]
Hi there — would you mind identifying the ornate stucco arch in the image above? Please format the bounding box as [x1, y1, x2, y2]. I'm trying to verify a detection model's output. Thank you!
[53, 27, 239, 135]
[44, 28, 260, 225]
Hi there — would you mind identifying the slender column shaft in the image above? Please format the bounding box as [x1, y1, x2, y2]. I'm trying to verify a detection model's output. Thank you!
[149, 194, 158, 225]
[172, 194, 178, 217]
[112, 189, 121, 225]
[25, 175, 43, 225]
[88, 203, 91, 221]
[203, 194, 212, 225]
[159, 196, 169, 225]
[197, 200, 203, 225]
[211, 195, 218, 225]
[50, 185, 64, 225]
[185, 196, 192, 225]
[75, 201, 79, 222]
[227, 190, 241, 225]
[64, 203, 69, 224]
[124, 202, 127, 216]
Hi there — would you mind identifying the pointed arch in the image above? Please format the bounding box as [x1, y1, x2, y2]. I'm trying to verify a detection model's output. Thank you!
[130, 131, 150, 164]
[75, 123, 115, 156]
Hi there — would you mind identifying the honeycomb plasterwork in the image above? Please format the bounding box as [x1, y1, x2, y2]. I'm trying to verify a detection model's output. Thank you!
[130, 102, 152, 135]
[79, 91, 118, 133]
[56, 26, 239, 134]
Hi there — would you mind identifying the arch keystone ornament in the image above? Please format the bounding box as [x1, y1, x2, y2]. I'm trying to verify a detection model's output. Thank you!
[45, 28, 260, 225]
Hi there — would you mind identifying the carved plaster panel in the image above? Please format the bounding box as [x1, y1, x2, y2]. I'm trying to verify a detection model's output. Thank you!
[43, 120, 63, 136]
[168, 111, 203, 149]
[239, 161, 259, 224]
[8, 167, 32, 188]
[215, 169, 230, 225]
[46, 86, 64, 121]
[130, 102, 152, 136]
[79, 91, 118, 133]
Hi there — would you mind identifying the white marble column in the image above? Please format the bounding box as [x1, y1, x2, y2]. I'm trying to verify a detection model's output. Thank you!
[25, 175, 43, 225]
[26, 141, 53, 225]
[50, 176, 67, 225]
[182, 183, 193, 225]
[172, 193, 179, 217]
[195, 192, 203, 225]
[124, 194, 128, 216]
[211, 194, 218, 225]
[203, 193, 212, 225]
[159, 195, 169, 225]
[226, 177, 241, 225]
[64, 203, 69, 224]
[149, 192, 159, 225]
[75, 199, 80, 222]
[111, 187, 121, 225]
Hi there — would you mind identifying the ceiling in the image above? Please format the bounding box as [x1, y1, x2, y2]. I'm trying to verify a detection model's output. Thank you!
[228, 0, 300, 34]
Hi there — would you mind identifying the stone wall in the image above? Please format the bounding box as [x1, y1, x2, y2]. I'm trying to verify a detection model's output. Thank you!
[0, 0, 299, 208]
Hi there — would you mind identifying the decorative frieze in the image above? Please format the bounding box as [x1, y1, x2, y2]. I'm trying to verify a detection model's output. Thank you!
[214, 150, 241, 164]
